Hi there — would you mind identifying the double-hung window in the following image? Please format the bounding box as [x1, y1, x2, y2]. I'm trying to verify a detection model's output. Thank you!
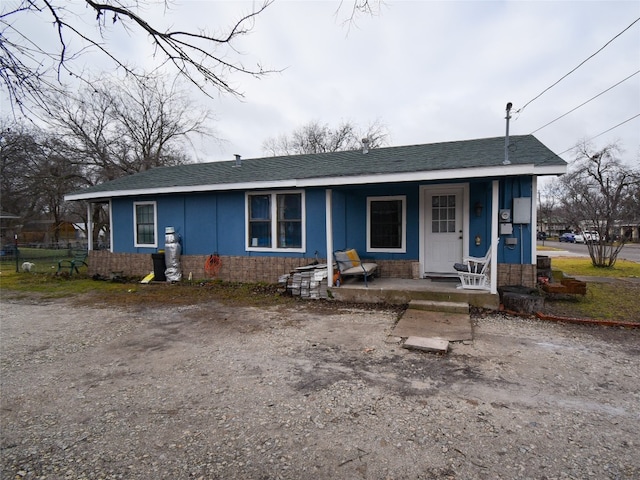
[247, 191, 304, 251]
[367, 195, 406, 253]
[134, 201, 157, 248]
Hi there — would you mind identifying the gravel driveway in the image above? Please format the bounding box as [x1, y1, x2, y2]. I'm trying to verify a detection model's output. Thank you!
[1, 296, 639, 479]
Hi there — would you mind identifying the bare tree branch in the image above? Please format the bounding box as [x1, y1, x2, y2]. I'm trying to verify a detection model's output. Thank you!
[262, 119, 389, 156]
[1, 1, 276, 114]
[335, 0, 384, 27]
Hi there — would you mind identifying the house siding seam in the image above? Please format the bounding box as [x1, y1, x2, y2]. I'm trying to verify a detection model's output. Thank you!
[88, 251, 416, 283]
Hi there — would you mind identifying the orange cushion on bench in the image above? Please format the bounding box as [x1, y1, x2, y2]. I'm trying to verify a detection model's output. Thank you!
[345, 249, 361, 267]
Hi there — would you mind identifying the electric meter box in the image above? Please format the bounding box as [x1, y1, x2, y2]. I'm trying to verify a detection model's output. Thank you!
[499, 209, 511, 223]
[512, 197, 531, 224]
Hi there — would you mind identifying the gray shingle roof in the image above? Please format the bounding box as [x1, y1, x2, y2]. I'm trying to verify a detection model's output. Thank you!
[66, 135, 566, 200]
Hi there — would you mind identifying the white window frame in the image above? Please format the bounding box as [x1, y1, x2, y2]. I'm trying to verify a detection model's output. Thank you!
[133, 201, 158, 248]
[367, 195, 406, 253]
[245, 190, 306, 253]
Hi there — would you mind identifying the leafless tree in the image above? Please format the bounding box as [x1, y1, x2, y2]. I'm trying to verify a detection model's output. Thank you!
[1, 74, 212, 244]
[0, 0, 274, 113]
[33, 137, 86, 244]
[536, 180, 560, 236]
[0, 120, 84, 244]
[0, 121, 42, 221]
[262, 119, 389, 156]
[559, 141, 640, 267]
[42, 73, 212, 243]
[46, 73, 213, 182]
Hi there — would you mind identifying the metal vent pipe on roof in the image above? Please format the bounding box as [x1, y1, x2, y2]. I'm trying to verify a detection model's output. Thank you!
[503, 102, 512, 165]
[234, 154, 241, 167]
[362, 138, 370, 154]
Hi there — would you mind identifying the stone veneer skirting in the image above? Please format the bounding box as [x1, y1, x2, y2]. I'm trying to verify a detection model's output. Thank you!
[496, 263, 536, 288]
[88, 251, 535, 286]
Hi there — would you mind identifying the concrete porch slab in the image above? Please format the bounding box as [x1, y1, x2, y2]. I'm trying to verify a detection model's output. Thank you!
[393, 309, 473, 342]
[328, 278, 499, 310]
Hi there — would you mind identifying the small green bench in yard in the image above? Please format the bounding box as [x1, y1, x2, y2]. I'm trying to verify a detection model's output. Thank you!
[57, 250, 88, 275]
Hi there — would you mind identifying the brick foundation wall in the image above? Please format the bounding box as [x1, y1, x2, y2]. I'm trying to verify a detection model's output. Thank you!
[497, 263, 536, 288]
[374, 259, 415, 279]
[88, 251, 417, 283]
[88, 252, 535, 287]
[88, 251, 154, 278]
[207, 256, 321, 283]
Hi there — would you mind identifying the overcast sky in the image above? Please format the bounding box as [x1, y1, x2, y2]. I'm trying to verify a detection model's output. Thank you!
[192, 0, 640, 165]
[4, 1, 640, 165]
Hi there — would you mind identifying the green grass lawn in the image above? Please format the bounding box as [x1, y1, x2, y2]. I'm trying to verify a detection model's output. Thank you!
[2, 254, 639, 322]
[0, 268, 295, 308]
[0, 247, 81, 274]
[543, 256, 640, 322]
[550, 257, 640, 278]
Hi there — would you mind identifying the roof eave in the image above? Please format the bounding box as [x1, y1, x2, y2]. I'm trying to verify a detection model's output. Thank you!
[65, 163, 567, 201]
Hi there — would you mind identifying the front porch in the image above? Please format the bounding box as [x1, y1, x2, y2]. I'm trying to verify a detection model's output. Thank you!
[328, 277, 500, 310]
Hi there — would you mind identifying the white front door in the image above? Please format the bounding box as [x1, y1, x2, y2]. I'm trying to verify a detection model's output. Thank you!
[423, 186, 466, 273]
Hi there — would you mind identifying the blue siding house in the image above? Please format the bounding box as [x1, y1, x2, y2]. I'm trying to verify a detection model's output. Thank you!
[65, 135, 566, 293]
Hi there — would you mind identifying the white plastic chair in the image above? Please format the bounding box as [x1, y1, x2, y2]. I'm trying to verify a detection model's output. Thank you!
[454, 248, 491, 290]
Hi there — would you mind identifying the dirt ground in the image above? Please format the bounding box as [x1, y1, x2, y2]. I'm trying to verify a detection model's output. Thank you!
[1, 294, 639, 479]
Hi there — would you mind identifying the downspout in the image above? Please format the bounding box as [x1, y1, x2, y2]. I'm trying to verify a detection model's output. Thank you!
[325, 189, 333, 287]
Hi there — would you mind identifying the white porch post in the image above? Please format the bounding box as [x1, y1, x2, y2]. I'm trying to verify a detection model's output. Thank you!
[108, 200, 113, 253]
[325, 189, 334, 287]
[491, 180, 499, 294]
[531, 176, 538, 264]
[86, 202, 93, 251]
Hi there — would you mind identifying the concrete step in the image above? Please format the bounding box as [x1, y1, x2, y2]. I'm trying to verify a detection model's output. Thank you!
[403, 336, 449, 353]
[408, 299, 469, 314]
[393, 309, 472, 342]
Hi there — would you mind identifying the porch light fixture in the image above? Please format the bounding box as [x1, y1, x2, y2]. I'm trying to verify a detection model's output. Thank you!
[475, 202, 483, 217]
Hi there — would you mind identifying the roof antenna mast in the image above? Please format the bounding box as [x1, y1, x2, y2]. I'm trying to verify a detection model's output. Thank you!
[503, 102, 512, 165]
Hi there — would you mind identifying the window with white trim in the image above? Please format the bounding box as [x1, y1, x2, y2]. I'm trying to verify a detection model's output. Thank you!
[367, 196, 406, 252]
[246, 191, 305, 251]
[134, 201, 157, 247]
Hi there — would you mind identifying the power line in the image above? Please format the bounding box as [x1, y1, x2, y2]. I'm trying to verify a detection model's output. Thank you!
[555, 113, 640, 156]
[529, 70, 640, 135]
[516, 16, 640, 114]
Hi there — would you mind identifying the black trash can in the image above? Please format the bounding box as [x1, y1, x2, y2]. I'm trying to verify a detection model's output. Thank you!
[151, 253, 166, 282]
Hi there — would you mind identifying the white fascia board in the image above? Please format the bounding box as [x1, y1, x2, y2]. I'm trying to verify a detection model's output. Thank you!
[65, 180, 297, 201]
[296, 163, 562, 187]
[65, 163, 567, 201]
[533, 165, 567, 176]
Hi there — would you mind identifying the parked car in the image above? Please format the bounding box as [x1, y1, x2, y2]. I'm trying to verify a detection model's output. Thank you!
[559, 233, 575, 243]
[573, 233, 585, 244]
[583, 231, 600, 243]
